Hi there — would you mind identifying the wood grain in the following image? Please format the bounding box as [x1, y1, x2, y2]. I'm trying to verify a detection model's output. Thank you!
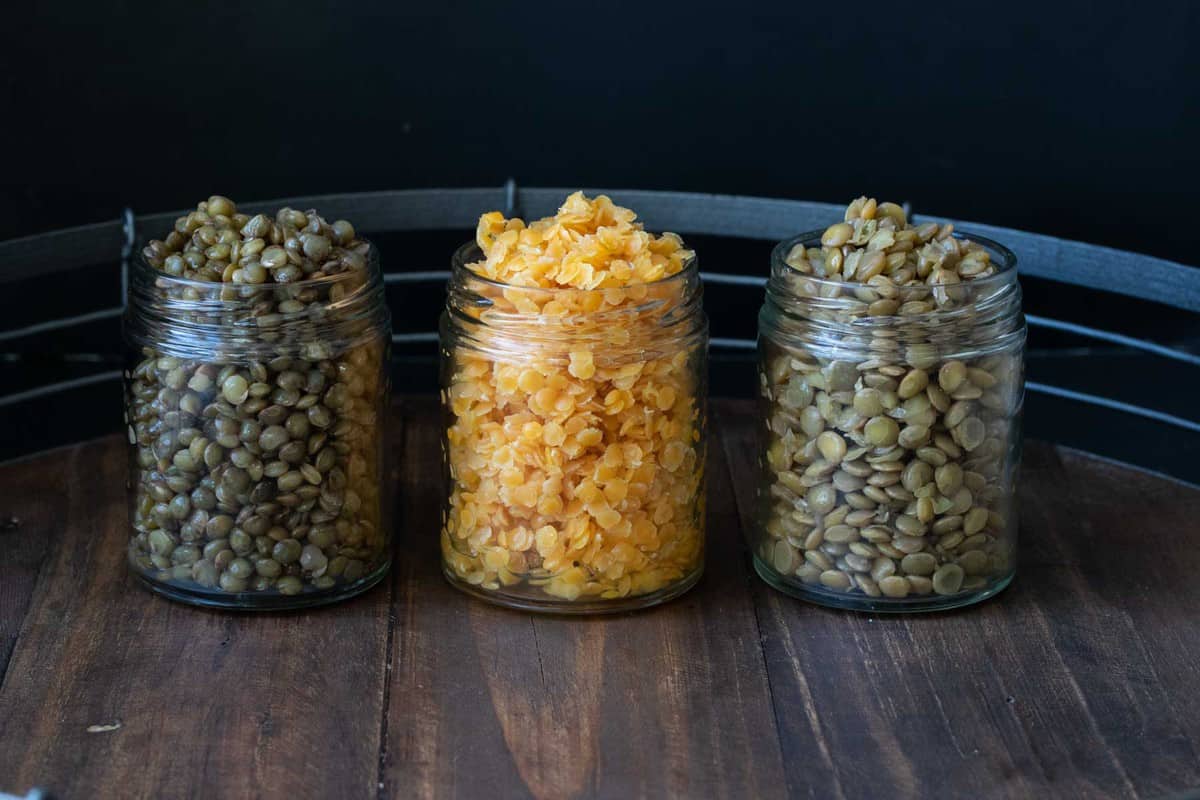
[1, 395, 1199, 799]
[0, 432, 396, 799]
[716, 398, 1200, 800]
[0, 444, 72, 680]
[378, 396, 787, 799]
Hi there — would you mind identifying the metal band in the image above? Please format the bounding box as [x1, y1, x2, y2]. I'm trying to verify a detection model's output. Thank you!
[2, 188, 1196, 311]
[698, 273, 1200, 367]
[120, 208, 136, 308]
[2, 270, 1195, 371]
[0, 371, 122, 410]
[3, 355, 1198, 436]
[1025, 381, 1200, 434]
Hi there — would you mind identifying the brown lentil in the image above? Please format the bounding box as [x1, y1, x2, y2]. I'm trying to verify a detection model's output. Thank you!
[126, 196, 389, 604]
[756, 196, 1023, 608]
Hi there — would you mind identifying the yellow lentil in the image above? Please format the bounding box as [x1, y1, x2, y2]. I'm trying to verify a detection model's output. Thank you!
[441, 193, 706, 605]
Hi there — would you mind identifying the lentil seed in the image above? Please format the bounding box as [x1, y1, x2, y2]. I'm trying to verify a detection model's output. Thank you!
[932, 563, 965, 595]
[756, 197, 1020, 607]
[865, 416, 900, 446]
[817, 431, 848, 463]
[820, 570, 852, 590]
[900, 552, 938, 576]
[878, 575, 910, 598]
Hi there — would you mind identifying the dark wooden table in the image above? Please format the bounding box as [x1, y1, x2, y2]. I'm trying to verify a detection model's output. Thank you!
[2, 397, 1199, 800]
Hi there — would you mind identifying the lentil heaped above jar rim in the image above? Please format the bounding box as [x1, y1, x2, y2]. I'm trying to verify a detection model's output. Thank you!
[774, 197, 1018, 306]
[440, 192, 708, 613]
[126, 196, 391, 609]
[754, 196, 1025, 612]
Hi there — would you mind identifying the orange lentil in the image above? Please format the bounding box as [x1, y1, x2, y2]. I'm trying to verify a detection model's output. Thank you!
[441, 193, 705, 604]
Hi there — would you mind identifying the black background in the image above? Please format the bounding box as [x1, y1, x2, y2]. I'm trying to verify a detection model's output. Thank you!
[3, 1, 1199, 262]
[2, 1, 1199, 476]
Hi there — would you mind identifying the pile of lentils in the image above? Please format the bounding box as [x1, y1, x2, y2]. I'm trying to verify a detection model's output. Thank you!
[780, 196, 1000, 306]
[127, 196, 387, 597]
[141, 195, 365, 285]
[758, 197, 1020, 600]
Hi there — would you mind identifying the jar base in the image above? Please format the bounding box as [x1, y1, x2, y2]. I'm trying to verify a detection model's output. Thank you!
[133, 560, 391, 611]
[752, 555, 1013, 613]
[442, 565, 704, 615]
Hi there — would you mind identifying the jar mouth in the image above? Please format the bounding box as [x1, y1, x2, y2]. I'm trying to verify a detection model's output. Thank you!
[761, 227, 1024, 357]
[125, 240, 390, 360]
[131, 241, 380, 291]
[451, 241, 699, 294]
[770, 229, 1018, 295]
[444, 240, 707, 357]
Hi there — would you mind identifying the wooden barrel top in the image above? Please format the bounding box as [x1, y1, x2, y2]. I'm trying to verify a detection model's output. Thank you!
[1, 396, 1198, 800]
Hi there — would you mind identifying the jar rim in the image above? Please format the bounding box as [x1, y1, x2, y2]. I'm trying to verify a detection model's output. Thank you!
[769, 229, 1018, 292]
[132, 240, 379, 290]
[451, 240, 699, 293]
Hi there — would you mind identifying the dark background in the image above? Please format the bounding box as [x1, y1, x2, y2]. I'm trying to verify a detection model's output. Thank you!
[3, 1, 1199, 260]
[1, 1, 1198, 477]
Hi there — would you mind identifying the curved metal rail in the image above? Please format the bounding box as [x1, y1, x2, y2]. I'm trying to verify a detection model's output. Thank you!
[4, 187, 1197, 310]
[1, 186, 1197, 439]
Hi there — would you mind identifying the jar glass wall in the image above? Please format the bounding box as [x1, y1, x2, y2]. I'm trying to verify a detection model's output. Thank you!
[123, 248, 392, 609]
[754, 231, 1025, 612]
[439, 243, 708, 613]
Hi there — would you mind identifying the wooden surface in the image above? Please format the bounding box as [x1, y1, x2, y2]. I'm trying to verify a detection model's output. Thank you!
[2, 396, 1199, 800]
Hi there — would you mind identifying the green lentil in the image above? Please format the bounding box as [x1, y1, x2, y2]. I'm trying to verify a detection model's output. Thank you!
[932, 563, 965, 595]
[865, 416, 900, 446]
[126, 197, 388, 603]
[276, 576, 304, 595]
[756, 196, 1019, 607]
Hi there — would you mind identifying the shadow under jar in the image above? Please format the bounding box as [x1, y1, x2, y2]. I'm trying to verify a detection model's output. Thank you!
[123, 248, 391, 609]
[755, 231, 1025, 612]
[439, 243, 708, 613]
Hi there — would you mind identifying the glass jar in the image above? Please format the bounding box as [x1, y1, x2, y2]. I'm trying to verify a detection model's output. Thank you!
[439, 243, 708, 613]
[123, 247, 391, 609]
[754, 231, 1025, 612]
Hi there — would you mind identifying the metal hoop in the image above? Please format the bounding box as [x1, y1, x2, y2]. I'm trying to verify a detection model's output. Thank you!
[1, 185, 1197, 469]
